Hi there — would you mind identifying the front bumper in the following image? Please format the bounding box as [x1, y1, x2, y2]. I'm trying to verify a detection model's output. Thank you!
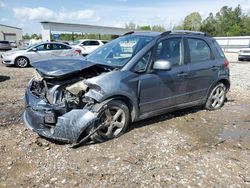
[1, 55, 15, 65]
[23, 87, 98, 144]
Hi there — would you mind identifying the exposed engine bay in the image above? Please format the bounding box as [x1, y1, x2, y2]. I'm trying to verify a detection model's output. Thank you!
[30, 64, 111, 110]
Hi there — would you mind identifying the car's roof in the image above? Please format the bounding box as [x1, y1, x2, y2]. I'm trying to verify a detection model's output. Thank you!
[128, 30, 211, 39]
[76, 39, 102, 42]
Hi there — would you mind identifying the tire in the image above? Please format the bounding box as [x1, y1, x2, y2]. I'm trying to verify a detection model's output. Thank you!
[90, 100, 130, 143]
[238, 58, 243, 61]
[15, 57, 29, 68]
[205, 82, 227, 111]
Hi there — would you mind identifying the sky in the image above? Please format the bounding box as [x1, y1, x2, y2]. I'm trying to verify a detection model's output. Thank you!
[0, 0, 249, 34]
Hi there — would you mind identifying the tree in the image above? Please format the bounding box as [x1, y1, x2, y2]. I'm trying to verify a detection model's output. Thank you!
[183, 12, 202, 31]
[125, 21, 136, 30]
[151, 25, 166, 32]
[23, 33, 30, 40]
[200, 13, 217, 36]
[139, 25, 151, 31]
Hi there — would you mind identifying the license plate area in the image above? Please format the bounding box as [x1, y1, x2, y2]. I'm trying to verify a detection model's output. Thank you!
[44, 111, 57, 124]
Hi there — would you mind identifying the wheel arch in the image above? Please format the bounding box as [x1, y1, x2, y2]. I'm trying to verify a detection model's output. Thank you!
[204, 78, 230, 103]
[106, 95, 138, 122]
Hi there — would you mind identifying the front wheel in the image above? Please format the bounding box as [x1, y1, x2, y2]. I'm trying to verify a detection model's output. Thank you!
[205, 82, 227, 110]
[90, 100, 130, 143]
[15, 57, 29, 68]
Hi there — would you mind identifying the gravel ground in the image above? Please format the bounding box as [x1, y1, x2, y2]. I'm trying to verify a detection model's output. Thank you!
[0, 60, 250, 187]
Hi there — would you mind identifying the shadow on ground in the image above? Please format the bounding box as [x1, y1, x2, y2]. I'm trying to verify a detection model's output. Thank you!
[0, 75, 10, 82]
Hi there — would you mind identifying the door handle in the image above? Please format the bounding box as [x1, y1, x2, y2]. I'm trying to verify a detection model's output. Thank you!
[177, 71, 188, 77]
[211, 65, 219, 71]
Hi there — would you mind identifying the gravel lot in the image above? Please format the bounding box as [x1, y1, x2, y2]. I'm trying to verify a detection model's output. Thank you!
[0, 57, 250, 187]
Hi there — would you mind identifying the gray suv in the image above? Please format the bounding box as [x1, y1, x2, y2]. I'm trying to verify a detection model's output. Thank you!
[23, 31, 230, 147]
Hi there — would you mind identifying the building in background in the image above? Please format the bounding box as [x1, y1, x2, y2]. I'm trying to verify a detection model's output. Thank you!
[0, 24, 23, 47]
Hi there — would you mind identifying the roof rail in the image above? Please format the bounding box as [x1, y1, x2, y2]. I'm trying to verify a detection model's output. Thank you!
[171, 30, 210, 36]
[161, 30, 172, 36]
[123, 31, 135, 36]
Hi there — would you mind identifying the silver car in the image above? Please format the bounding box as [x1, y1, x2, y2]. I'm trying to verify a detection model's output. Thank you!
[1, 42, 81, 68]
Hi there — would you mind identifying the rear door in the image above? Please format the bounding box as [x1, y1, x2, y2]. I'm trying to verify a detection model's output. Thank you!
[184, 37, 218, 102]
[89, 40, 101, 53]
[51, 43, 73, 57]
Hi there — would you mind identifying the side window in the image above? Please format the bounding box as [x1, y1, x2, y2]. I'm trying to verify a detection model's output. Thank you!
[53, 44, 71, 50]
[188, 38, 212, 63]
[155, 38, 183, 67]
[82, 41, 90, 46]
[133, 50, 152, 73]
[36, 44, 52, 51]
[90, 41, 100, 45]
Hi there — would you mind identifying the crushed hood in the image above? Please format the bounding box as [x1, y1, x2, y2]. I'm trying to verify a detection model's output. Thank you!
[32, 58, 99, 78]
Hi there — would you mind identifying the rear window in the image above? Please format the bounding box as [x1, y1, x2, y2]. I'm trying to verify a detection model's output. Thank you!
[213, 40, 225, 58]
[0, 41, 10, 44]
[187, 38, 212, 63]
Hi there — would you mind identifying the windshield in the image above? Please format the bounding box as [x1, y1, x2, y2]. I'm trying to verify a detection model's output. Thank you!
[86, 35, 154, 68]
[72, 40, 82, 45]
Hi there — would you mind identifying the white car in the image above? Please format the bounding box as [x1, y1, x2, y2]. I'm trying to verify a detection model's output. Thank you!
[238, 45, 250, 61]
[71, 39, 108, 55]
[1, 42, 81, 68]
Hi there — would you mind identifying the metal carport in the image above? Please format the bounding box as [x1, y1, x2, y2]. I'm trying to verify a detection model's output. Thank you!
[41, 21, 131, 42]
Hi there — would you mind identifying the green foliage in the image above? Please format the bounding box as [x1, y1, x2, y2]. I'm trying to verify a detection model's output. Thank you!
[176, 5, 250, 36]
[183, 12, 202, 31]
[139, 25, 151, 31]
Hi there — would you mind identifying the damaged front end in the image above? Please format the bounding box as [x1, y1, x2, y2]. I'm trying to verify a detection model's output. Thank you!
[23, 59, 111, 145]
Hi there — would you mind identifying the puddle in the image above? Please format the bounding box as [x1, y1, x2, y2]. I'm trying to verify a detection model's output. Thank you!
[218, 127, 250, 140]
[0, 111, 12, 117]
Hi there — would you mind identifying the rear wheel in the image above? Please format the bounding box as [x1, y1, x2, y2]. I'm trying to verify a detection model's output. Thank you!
[205, 82, 227, 110]
[90, 100, 130, 143]
[15, 57, 29, 68]
[238, 58, 243, 61]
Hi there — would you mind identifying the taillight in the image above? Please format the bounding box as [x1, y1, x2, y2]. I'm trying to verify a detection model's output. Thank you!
[75, 49, 81, 54]
[224, 59, 229, 68]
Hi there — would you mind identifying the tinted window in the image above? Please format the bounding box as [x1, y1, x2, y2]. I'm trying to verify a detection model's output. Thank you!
[133, 50, 152, 73]
[188, 38, 212, 63]
[213, 40, 225, 58]
[90, 41, 100, 45]
[0, 41, 10, 44]
[36, 44, 52, 51]
[82, 41, 90, 46]
[53, 44, 71, 50]
[156, 38, 183, 66]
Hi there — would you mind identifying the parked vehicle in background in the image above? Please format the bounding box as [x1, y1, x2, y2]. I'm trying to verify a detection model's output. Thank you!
[0, 41, 12, 51]
[71, 39, 107, 55]
[238, 45, 250, 61]
[23, 30, 230, 146]
[1, 42, 81, 68]
[10, 41, 17, 48]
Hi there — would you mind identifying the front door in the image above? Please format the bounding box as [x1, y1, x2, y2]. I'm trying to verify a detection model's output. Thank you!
[28, 43, 52, 62]
[138, 37, 190, 114]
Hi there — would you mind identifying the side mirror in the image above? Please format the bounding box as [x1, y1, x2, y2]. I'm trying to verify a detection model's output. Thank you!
[31, 47, 38, 52]
[153, 59, 172, 71]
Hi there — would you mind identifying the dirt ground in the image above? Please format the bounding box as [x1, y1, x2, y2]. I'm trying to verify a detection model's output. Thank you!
[0, 59, 250, 187]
